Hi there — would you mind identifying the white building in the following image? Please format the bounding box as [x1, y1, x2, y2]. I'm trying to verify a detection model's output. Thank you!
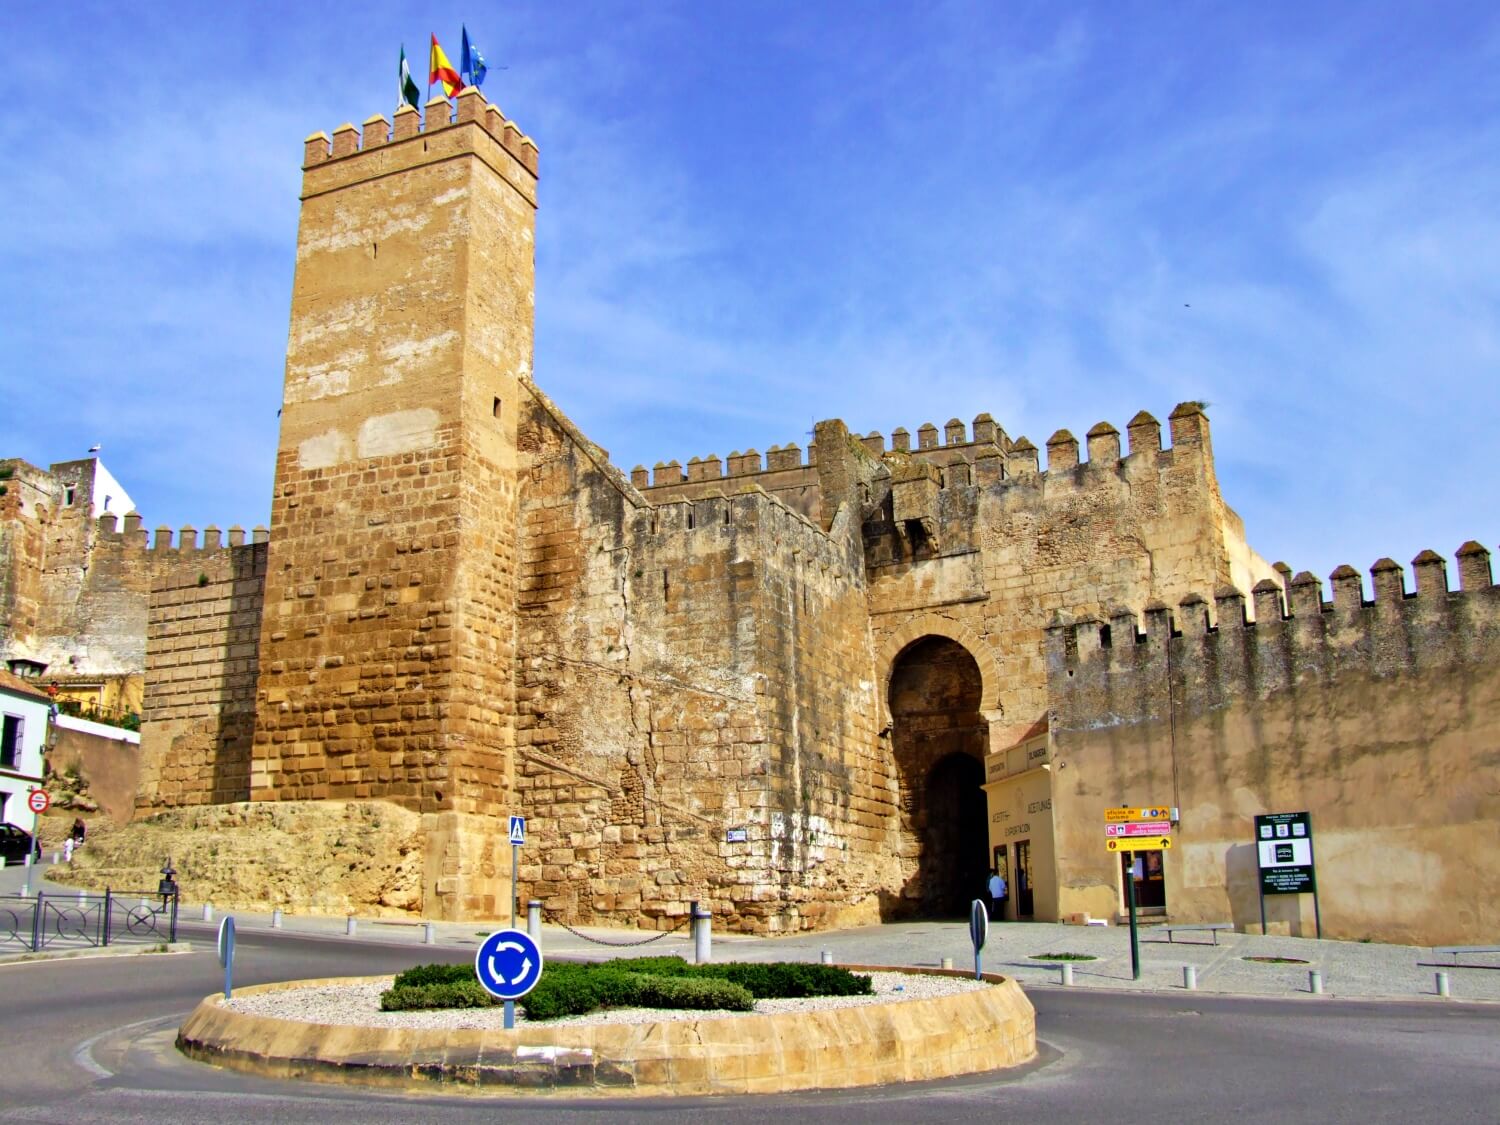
[0, 670, 51, 835]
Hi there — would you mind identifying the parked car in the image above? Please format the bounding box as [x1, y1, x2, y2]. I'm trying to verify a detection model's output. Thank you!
[0, 824, 40, 865]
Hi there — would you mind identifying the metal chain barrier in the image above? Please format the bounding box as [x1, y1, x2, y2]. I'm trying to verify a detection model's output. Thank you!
[546, 913, 691, 947]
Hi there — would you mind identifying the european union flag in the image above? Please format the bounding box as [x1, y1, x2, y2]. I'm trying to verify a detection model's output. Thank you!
[461, 26, 487, 88]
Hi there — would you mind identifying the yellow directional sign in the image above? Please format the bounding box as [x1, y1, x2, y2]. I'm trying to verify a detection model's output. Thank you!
[1106, 806, 1171, 823]
[1107, 836, 1173, 851]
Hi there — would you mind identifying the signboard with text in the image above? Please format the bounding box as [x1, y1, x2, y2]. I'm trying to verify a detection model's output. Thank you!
[1255, 811, 1316, 894]
[1104, 806, 1173, 852]
[1105, 806, 1171, 823]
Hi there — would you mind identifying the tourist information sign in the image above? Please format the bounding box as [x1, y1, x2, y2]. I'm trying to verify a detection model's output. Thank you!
[1104, 807, 1174, 854]
[1105, 804, 1173, 980]
[1254, 811, 1321, 938]
[1105, 806, 1171, 823]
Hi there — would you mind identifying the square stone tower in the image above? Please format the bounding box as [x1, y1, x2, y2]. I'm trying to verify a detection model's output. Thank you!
[251, 89, 540, 917]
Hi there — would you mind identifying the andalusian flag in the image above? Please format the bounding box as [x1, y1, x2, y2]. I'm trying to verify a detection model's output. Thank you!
[429, 34, 464, 97]
[461, 26, 488, 88]
[398, 46, 421, 109]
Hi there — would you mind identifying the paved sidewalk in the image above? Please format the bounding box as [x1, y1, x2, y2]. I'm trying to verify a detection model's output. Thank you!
[87, 891, 1498, 1004]
[8, 859, 1496, 999]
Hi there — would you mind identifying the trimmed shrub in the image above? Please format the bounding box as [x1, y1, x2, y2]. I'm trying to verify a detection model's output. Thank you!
[632, 974, 753, 1012]
[392, 962, 474, 990]
[380, 957, 867, 1019]
[380, 980, 496, 1011]
[698, 962, 873, 999]
[602, 955, 694, 976]
[521, 967, 619, 1021]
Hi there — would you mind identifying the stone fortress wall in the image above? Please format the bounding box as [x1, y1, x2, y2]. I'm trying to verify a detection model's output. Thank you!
[14, 86, 1496, 942]
[513, 388, 892, 931]
[1044, 545, 1500, 946]
[0, 456, 265, 723]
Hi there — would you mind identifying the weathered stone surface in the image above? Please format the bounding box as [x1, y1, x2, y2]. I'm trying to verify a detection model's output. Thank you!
[54, 800, 424, 914]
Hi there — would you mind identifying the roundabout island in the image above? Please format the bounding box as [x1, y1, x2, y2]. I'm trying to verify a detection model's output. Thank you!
[176, 963, 1036, 1097]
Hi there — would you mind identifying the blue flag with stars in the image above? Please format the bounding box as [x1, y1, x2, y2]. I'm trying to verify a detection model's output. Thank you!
[461, 26, 487, 88]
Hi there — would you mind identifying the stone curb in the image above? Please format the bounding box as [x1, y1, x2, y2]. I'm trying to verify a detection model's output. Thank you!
[176, 966, 1037, 1097]
[0, 941, 193, 967]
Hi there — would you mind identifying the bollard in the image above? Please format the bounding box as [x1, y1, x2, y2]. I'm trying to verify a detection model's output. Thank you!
[1308, 970, 1323, 995]
[271, 908, 283, 929]
[1183, 965, 1198, 990]
[692, 905, 712, 965]
[78, 889, 87, 904]
[1436, 971, 1450, 998]
[527, 899, 541, 941]
[202, 904, 214, 922]
[1060, 963, 1074, 986]
[346, 915, 357, 937]
[940, 956, 953, 970]
[424, 922, 436, 945]
[822, 950, 835, 966]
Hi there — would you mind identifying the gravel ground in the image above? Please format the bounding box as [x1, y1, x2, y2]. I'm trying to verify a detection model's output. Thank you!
[225, 971, 992, 1030]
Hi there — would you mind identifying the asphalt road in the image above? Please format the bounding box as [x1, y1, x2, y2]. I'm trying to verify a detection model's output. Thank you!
[0, 926, 1495, 1124]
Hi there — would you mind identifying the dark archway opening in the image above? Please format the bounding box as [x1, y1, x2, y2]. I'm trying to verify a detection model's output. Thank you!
[888, 636, 989, 918]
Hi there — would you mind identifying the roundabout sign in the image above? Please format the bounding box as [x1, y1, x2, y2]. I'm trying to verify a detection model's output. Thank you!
[475, 927, 543, 1029]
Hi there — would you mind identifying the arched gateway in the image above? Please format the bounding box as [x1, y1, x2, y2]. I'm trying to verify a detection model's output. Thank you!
[888, 636, 991, 917]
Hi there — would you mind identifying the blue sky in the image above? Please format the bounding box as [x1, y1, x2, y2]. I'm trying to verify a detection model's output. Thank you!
[4, 2, 1498, 591]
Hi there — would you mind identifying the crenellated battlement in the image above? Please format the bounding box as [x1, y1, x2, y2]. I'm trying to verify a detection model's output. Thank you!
[94, 512, 269, 555]
[633, 402, 1213, 498]
[302, 87, 539, 176]
[1046, 542, 1500, 722]
[631, 439, 819, 489]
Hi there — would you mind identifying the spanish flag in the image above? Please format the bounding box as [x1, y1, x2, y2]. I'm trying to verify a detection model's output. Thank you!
[430, 34, 464, 97]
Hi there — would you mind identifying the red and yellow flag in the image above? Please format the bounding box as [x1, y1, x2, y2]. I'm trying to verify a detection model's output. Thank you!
[429, 34, 464, 97]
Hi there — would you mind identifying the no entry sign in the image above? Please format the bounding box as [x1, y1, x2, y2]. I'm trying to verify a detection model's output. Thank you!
[26, 790, 50, 814]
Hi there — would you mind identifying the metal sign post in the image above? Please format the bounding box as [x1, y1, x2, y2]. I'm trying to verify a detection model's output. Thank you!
[968, 899, 989, 980]
[217, 915, 236, 999]
[1106, 805, 1170, 982]
[507, 816, 525, 928]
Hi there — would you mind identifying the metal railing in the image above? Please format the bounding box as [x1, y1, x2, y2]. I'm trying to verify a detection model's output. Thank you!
[0, 889, 178, 954]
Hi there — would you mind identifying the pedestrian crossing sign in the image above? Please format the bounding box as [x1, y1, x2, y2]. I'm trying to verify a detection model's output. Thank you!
[508, 816, 525, 846]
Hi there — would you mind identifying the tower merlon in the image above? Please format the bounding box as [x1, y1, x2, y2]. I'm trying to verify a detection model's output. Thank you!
[301, 93, 540, 188]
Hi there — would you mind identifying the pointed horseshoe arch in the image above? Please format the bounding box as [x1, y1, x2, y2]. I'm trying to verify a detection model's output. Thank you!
[878, 616, 1003, 722]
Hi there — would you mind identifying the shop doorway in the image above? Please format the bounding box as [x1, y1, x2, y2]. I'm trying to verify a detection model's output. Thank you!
[1014, 839, 1035, 917]
[1120, 849, 1167, 911]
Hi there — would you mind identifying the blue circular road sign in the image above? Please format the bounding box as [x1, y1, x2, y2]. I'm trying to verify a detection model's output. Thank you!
[475, 928, 544, 1000]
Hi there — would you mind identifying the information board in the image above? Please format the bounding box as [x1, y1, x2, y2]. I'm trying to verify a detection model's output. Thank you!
[1254, 811, 1316, 895]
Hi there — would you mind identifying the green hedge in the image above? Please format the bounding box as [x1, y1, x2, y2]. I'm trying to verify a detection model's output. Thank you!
[700, 962, 873, 999]
[392, 962, 474, 990]
[380, 980, 497, 1011]
[379, 957, 867, 1020]
[632, 974, 753, 1012]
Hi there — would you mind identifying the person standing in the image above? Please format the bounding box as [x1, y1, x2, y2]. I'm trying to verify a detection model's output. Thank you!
[988, 869, 1008, 921]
